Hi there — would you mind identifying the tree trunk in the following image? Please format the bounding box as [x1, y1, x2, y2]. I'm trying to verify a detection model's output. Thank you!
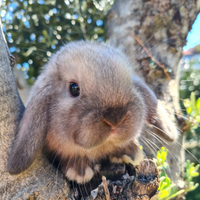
[0, 19, 70, 199]
[107, 0, 200, 184]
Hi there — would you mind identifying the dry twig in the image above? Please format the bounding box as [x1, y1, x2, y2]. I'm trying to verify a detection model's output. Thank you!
[129, 32, 171, 80]
[102, 176, 111, 200]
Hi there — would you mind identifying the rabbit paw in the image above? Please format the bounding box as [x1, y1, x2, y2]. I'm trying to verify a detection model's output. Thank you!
[61, 157, 99, 184]
[65, 166, 94, 184]
[122, 152, 144, 166]
[110, 142, 144, 166]
[110, 151, 144, 166]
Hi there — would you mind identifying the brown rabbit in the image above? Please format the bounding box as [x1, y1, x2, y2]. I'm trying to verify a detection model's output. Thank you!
[7, 41, 178, 183]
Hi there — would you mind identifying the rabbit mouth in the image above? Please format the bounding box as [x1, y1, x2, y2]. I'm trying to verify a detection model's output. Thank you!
[74, 126, 137, 151]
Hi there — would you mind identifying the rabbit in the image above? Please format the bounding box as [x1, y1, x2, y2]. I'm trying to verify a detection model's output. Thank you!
[7, 41, 178, 184]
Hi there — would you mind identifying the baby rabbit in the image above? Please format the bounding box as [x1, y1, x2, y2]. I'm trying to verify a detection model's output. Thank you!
[7, 41, 177, 184]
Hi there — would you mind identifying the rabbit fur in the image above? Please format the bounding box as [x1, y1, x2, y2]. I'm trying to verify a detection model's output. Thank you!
[7, 41, 178, 183]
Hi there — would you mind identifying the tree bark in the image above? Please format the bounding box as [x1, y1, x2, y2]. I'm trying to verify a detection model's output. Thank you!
[107, 0, 200, 185]
[0, 19, 70, 199]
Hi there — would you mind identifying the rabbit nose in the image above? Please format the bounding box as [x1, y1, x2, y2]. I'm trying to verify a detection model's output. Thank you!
[102, 107, 127, 128]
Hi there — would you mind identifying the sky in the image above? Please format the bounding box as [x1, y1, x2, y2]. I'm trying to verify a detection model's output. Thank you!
[183, 13, 200, 51]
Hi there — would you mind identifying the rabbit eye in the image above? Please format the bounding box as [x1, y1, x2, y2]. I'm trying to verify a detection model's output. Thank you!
[70, 82, 80, 97]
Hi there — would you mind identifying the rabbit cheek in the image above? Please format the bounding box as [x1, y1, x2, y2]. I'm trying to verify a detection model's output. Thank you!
[69, 106, 110, 148]
[73, 121, 110, 149]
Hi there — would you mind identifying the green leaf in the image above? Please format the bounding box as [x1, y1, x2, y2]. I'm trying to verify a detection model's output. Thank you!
[190, 92, 196, 114]
[166, 189, 185, 200]
[159, 190, 170, 199]
[189, 183, 199, 191]
[190, 172, 199, 177]
[195, 98, 200, 112]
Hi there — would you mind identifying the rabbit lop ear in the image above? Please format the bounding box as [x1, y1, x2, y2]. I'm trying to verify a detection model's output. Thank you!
[133, 77, 178, 142]
[7, 86, 51, 174]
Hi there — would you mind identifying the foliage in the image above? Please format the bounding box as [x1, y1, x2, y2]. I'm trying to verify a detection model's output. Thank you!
[1, 0, 114, 84]
[179, 55, 200, 199]
[182, 92, 200, 167]
[181, 92, 200, 200]
[179, 58, 200, 111]
[154, 147, 200, 200]
[183, 92, 200, 138]
[184, 160, 200, 192]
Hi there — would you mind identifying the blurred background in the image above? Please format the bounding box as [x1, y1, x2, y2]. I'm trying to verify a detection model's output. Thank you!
[1, 0, 200, 199]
